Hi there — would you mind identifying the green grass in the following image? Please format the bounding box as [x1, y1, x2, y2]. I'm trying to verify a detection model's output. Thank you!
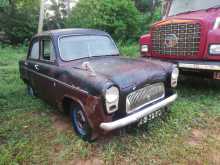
[0, 45, 220, 165]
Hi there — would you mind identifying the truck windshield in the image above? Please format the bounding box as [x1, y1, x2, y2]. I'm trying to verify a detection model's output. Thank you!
[168, 0, 220, 16]
[59, 35, 119, 61]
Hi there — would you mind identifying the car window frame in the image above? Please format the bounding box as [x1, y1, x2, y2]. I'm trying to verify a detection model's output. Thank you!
[57, 34, 120, 62]
[27, 39, 40, 62]
[39, 36, 57, 65]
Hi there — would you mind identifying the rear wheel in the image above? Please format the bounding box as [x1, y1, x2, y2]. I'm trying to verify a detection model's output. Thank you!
[70, 104, 95, 142]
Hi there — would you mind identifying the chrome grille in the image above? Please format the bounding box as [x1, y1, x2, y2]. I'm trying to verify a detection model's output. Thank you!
[152, 23, 201, 56]
[126, 83, 165, 114]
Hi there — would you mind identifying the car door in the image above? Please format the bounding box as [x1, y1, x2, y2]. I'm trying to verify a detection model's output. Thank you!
[34, 37, 58, 105]
[25, 39, 41, 92]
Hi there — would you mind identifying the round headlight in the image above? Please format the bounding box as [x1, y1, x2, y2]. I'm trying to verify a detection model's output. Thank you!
[172, 67, 179, 79]
[105, 86, 119, 103]
[171, 67, 179, 88]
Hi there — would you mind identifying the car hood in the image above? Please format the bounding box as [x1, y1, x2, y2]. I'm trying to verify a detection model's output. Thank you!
[72, 56, 173, 90]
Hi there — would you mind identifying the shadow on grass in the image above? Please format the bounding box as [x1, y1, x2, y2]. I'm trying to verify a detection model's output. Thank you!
[179, 75, 220, 91]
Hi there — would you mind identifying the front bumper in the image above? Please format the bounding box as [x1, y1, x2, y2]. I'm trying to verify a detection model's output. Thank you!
[100, 93, 177, 131]
[148, 57, 220, 71]
[178, 61, 220, 71]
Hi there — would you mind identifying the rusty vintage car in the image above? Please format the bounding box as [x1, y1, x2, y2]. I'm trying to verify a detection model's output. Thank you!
[19, 29, 178, 141]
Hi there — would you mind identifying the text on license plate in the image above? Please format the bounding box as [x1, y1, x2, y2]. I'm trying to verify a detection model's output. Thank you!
[138, 110, 162, 126]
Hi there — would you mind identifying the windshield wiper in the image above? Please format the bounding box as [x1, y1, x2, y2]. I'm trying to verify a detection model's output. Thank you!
[90, 54, 120, 58]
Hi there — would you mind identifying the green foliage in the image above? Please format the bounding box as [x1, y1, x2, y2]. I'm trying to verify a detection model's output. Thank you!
[0, 0, 39, 44]
[118, 43, 140, 57]
[133, 0, 163, 34]
[134, 0, 154, 13]
[0, 0, 163, 44]
[0, 0, 9, 7]
[65, 0, 142, 42]
[134, 0, 162, 13]
[140, 6, 162, 34]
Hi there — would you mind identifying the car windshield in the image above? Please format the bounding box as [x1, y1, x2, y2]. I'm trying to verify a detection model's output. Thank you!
[59, 35, 119, 61]
[168, 0, 220, 16]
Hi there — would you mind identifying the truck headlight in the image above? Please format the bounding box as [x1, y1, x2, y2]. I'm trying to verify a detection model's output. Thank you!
[213, 17, 220, 30]
[171, 67, 179, 88]
[209, 44, 220, 55]
[141, 45, 149, 53]
[105, 86, 119, 114]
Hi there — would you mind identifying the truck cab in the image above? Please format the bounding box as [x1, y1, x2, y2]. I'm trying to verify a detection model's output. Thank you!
[140, 0, 220, 79]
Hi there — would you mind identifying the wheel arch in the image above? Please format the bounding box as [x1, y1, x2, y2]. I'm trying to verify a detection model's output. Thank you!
[61, 95, 85, 115]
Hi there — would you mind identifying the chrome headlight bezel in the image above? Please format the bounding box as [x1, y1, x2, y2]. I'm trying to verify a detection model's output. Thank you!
[171, 67, 179, 88]
[209, 44, 220, 55]
[105, 86, 119, 114]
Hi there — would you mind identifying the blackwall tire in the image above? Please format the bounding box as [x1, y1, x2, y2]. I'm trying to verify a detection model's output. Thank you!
[70, 104, 96, 142]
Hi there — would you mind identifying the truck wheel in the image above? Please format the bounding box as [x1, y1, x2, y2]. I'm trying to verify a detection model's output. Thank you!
[70, 104, 95, 142]
[27, 85, 36, 97]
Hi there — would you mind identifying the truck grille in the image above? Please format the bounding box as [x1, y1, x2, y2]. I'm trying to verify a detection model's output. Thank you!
[152, 23, 201, 56]
[126, 83, 165, 114]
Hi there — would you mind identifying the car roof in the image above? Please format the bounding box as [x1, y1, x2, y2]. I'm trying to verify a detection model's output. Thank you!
[34, 28, 109, 38]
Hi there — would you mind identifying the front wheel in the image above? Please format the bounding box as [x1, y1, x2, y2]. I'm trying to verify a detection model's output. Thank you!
[70, 104, 96, 142]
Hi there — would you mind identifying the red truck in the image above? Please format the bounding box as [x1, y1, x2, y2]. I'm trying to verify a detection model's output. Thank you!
[140, 0, 220, 79]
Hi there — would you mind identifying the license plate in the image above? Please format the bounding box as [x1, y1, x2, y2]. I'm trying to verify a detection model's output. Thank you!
[138, 110, 162, 126]
[214, 72, 220, 80]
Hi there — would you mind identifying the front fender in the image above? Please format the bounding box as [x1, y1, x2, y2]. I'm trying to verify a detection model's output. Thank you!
[139, 33, 151, 56]
[59, 68, 115, 97]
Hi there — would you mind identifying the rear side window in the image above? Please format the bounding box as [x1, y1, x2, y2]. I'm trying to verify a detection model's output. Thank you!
[29, 41, 39, 60]
[41, 40, 56, 62]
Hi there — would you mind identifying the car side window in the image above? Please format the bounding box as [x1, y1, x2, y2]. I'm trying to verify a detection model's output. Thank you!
[29, 41, 39, 60]
[41, 39, 56, 62]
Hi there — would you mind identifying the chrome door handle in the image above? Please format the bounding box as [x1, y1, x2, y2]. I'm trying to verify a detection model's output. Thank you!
[34, 64, 39, 71]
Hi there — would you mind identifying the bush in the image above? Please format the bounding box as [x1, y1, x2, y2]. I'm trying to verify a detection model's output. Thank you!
[0, 0, 39, 44]
[139, 6, 162, 34]
[65, 0, 142, 42]
[134, 0, 154, 13]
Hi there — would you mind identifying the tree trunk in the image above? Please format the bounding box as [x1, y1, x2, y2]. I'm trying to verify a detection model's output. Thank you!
[38, 0, 45, 33]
